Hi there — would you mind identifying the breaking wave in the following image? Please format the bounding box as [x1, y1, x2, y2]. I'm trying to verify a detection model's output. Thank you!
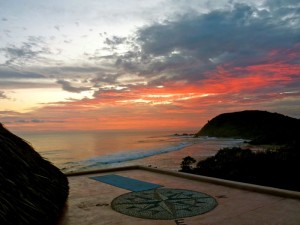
[85, 141, 192, 164]
[62, 141, 192, 173]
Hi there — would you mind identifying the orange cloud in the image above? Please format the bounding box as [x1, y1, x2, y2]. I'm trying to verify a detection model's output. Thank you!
[4, 52, 300, 132]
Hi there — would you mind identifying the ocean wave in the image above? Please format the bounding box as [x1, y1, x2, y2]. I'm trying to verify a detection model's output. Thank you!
[82, 142, 192, 166]
[60, 137, 247, 173]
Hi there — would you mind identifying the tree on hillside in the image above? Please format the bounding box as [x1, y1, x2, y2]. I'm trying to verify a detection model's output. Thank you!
[180, 156, 196, 172]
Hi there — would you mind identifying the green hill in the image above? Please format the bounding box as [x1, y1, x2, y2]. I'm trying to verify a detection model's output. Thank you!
[195, 110, 300, 145]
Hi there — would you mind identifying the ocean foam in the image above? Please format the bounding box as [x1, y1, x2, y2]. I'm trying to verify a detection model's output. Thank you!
[82, 142, 192, 166]
[60, 136, 247, 173]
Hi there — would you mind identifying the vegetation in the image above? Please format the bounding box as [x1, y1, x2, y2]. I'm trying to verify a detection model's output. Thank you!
[195, 110, 300, 145]
[180, 145, 300, 191]
[0, 123, 69, 225]
[180, 156, 196, 172]
[181, 110, 300, 191]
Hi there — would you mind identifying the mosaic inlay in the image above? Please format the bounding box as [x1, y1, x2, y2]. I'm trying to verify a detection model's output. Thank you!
[111, 188, 218, 220]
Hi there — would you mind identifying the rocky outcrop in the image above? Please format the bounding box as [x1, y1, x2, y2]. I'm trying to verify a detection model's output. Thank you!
[0, 123, 69, 225]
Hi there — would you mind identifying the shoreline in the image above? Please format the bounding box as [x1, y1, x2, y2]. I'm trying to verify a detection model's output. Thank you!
[61, 138, 250, 173]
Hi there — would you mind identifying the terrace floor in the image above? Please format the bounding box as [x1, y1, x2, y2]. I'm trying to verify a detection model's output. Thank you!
[58, 166, 300, 225]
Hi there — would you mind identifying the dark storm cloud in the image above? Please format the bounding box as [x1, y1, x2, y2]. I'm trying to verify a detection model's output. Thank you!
[56, 79, 91, 93]
[111, 2, 300, 84]
[137, 3, 297, 60]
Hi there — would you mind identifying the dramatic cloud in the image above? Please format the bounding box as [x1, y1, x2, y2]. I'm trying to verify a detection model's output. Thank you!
[56, 79, 91, 93]
[1, 0, 300, 132]
[112, 2, 300, 85]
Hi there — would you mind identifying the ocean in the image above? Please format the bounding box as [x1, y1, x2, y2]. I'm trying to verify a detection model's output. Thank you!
[17, 130, 247, 173]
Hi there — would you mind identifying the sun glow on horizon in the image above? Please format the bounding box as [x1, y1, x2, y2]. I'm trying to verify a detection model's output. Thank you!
[0, 88, 96, 113]
[1, 0, 300, 132]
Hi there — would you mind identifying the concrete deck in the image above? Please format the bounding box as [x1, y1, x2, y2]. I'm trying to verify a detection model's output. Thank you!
[58, 166, 300, 225]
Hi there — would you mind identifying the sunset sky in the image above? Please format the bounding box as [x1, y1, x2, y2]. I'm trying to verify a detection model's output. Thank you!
[1, 0, 300, 132]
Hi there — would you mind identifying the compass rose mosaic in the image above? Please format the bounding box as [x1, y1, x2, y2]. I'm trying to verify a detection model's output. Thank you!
[111, 188, 218, 220]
